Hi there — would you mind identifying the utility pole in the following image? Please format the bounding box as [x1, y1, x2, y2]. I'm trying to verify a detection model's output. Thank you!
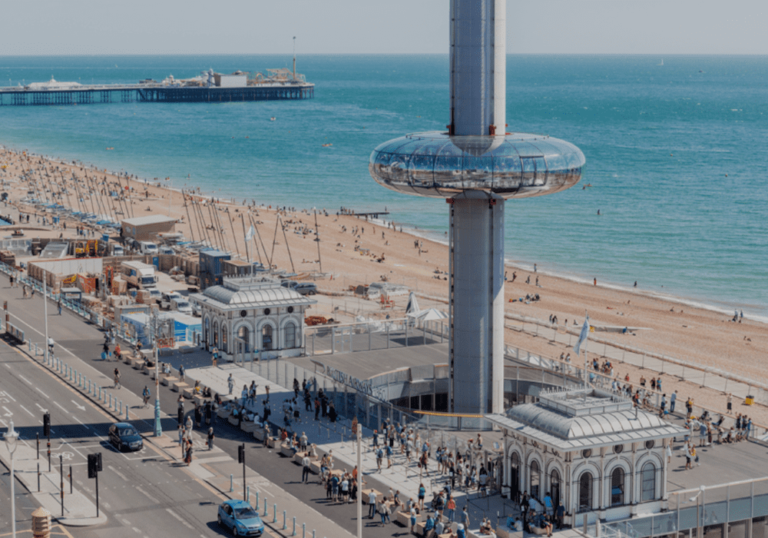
[43, 279, 49, 363]
[356, 423, 362, 538]
[153, 309, 162, 437]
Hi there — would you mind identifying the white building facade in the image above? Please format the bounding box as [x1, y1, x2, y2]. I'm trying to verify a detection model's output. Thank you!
[487, 388, 687, 527]
[191, 276, 316, 360]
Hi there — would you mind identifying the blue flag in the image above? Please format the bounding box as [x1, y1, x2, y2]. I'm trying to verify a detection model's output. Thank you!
[574, 316, 590, 355]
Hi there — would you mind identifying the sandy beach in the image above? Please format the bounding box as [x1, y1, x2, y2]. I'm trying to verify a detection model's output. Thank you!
[1, 145, 766, 425]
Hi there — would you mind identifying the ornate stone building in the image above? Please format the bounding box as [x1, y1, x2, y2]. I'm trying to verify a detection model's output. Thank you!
[191, 276, 316, 360]
[487, 388, 687, 526]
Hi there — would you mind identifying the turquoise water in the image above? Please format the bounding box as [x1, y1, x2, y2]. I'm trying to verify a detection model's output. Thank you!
[1, 55, 767, 317]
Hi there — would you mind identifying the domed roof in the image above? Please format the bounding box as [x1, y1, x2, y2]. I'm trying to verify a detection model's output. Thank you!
[194, 276, 316, 310]
[369, 131, 585, 199]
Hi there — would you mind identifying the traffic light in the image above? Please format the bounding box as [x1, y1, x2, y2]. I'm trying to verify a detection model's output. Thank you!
[87, 453, 102, 479]
[238, 444, 245, 464]
[43, 413, 51, 437]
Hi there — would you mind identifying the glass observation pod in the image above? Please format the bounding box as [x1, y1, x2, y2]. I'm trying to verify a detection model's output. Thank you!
[369, 131, 586, 199]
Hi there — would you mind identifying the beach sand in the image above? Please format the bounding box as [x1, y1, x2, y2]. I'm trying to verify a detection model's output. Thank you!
[1, 146, 766, 425]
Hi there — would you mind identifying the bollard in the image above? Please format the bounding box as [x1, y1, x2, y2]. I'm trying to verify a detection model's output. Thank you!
[263, 499, 267, 517]
[246, 486, 250, 503]
[303, 523, 306, 538]
[292, 516, 296, 536]
[273, 503, 277, 523]
[255, 492, 259, 509]
[35, 343, 39, 356]
[283, 510, 287, 530]
[312, 530, 316, 538]
[230, 474, 234, 493]
[29, 341, 32, 353]
[126, 405, 129, 421]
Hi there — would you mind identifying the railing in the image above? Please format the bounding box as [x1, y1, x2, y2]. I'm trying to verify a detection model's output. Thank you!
[593, 477, 768, 538]
[303, 317, 448, 356]
[505, 312, 768, 407]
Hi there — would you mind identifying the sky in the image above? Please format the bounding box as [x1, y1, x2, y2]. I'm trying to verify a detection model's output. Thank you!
[1, 0, 767, 56]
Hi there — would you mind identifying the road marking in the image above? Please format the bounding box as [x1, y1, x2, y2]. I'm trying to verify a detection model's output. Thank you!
[1, 406, 11, 417]
[53, 401, 69, 414]
[18, 375, 32, 385]
[0, 391, 15, 402]
[165, 508, 195, 529]
[135, 486, 159, 504]
[71, 400, 86, 411]
[133, 528, 142, 535]
[19, 404, 34, 417]
[35, 387, 49, 398]
[73, 417, 91, 430]
[35, 403, 47, 412]
[108, 465, 129, 482]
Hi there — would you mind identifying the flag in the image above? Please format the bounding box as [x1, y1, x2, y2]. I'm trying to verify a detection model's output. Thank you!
[573, 315, 591, 355]
[246, 225, 255, 241]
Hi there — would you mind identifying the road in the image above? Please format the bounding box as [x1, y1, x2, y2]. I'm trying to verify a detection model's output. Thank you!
[0, 273, 408, 538]
[0, 335, 264, 537]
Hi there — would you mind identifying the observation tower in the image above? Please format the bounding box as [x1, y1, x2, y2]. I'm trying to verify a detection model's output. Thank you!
[369, 0, 585, 415]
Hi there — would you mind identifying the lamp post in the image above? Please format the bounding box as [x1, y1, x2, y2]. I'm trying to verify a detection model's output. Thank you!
[690, 485, 706, 538]
[6, 420, 19, 538]
[152, 309, 162, 437]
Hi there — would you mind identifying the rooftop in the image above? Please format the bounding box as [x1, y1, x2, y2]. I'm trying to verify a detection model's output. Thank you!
[192, 276, 316, 310]
[487, 387, 688, 451]
[121, 214, 177, 227]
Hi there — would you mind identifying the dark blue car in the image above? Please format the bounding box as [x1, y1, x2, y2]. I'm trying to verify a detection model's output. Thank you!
[108, 422, 143, 452]
[217, 499, 264, 536]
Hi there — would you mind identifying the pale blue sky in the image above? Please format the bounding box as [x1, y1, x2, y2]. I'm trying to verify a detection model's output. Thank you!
[2, 0, 766, 55]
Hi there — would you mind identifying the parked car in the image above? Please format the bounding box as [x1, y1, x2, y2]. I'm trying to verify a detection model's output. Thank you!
[280, 280, 298, 289]
[160, 292, 181, 310]
[217, 499, 264, 536]
[293, 283, 317, 296]
[171, 297, 193, 315]
[108, 423, 143, 452]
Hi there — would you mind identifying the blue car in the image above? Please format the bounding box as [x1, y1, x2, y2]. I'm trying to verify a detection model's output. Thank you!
[217, 499, 264, 536]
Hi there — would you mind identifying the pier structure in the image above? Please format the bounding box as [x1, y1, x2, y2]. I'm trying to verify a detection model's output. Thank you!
[369, 0, 586, 416]
[0, 83, 313, 106]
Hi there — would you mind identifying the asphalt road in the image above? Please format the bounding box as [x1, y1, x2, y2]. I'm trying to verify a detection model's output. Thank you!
[0, 274, 412, 538]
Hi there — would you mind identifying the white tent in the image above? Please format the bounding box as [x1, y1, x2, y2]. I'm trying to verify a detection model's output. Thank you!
[408, 308, 448, 322]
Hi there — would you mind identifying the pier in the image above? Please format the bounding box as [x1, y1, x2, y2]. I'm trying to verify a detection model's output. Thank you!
[0, 82, 314, 106]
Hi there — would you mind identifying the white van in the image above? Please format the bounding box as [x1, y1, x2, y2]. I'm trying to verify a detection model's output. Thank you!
[138, 241, 159, 255]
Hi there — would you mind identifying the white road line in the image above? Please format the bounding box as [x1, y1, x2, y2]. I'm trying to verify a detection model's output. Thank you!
[35, 403, 47, 412]
[133, 528, 142, 535]
[19, 404, 34, 417]
[18, 375, 32, 385]
[35, 387, 48, 398]
[135, 486, 159, 504]
[1, 391, 15, 402]
[53, 401, 69, 414]
[108, 465, 129, 482]
[165, 508, 195, 529]
[1, 406, 12, 417]
[73, 417, 91, 429]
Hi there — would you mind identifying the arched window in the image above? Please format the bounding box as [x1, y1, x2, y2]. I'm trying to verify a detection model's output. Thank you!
[204, 318, 210, 345]
[213, 321, 219, 347]
[237, 325, 250, 353]
[510, 453, 520, 500]
[611, 467, 625, 506]
[262, 325, 273, 350]
[550, 469, 561, 509]
[284, 322, 297, 348]
[641, 462, 656, 502]
[579, 472, 593, 512]
[530, 460, 541, 500]
[221, 324, 228, 353]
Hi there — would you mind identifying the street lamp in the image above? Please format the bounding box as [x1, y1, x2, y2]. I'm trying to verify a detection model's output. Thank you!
[5, 420, 19, 538]
[690, 485, 706, 538]
[152, 310, 162, 437]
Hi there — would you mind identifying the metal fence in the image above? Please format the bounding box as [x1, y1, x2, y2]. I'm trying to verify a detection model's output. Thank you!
[505, 313, 768, 407]
[594, 477, 768, 538]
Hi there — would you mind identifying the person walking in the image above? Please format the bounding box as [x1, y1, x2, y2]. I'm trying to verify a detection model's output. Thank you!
[227, 374, 234, 395]
[57, 299, 62, 315]
[142, 386, 150, 408]
[185, 440, 193, 465]
[207, 427, 215, 450]
[113, 367, 121, 389]
[670, 391, 677, 414]
[302, 453, 311, 483]
[368, 490, 378, 518]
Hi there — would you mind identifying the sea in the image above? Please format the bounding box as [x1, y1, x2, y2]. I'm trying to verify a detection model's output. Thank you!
[1, 55, 766, 319]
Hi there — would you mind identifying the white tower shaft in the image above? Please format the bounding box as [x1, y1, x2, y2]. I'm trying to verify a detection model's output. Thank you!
[449, 0, 507, 415]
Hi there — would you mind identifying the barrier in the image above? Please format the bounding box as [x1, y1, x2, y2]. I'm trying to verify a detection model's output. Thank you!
[5, 322, 25, 343]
